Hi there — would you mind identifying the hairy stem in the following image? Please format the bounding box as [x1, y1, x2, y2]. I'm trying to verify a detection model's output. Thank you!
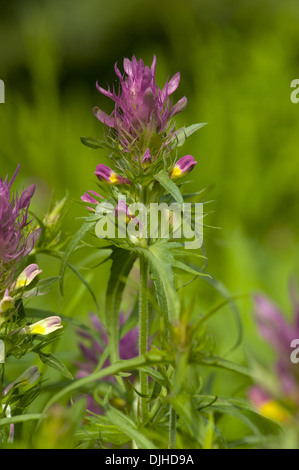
[139, 253, 149, 422]
[139, 184, 149, 423]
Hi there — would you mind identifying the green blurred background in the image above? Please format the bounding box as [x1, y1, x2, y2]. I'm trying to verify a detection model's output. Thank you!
[1, 0, 299, 437]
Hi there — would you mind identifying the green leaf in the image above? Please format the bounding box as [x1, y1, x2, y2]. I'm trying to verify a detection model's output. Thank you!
[38, 352, 73, 380]
[42, 352, 171, 415]
[104, 405, 157, 449]
[154, 169, 184, 206]
[172, 259, 211, 279]
[0, 414, 42, 427]
[173, 122, 207, 148]
[191, 353, 254, 378]
[80, 136, 114, 151]
[139, 241, 180, 323]
[167, 391, 200, 443]
[59, 216, 98, 295]
[193, 395, 282, 437]
[105, 247, 137, 364]
[39, 249, 112, 314]
[202, 276, 243, 354]
[80, 137, 123, 159]
[22, 276, 60, 298]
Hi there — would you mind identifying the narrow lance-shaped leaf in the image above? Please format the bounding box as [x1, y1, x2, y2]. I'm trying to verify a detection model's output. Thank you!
[154, 169, 184, 206]
[105, 247, 137, 364]
[173, 122, 208, 148]
[59, 216, 98, 295]
[104, 405, 157, 449]
[38, 352, 73, 380]
[138, 242, 180, 324]
[22, 277, 60, 299]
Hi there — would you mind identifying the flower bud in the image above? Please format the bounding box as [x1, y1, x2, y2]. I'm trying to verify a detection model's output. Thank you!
[3, 366, 40, 396]
[95, 164, 130, 185]
[0, 289, 15, 313]
[141, 148, 152, 169]
[170, 155, 197, 179]
[11, 263, 42, 291]
[19, 316, 63, 335]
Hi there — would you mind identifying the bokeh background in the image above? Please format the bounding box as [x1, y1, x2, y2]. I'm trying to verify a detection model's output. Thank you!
[1, 0, 299, 444]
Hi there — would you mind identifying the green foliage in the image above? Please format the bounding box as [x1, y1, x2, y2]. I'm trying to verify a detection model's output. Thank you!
[1, 0, 299, 450]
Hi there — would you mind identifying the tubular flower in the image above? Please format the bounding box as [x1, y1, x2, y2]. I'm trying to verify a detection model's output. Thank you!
[170, 155, 197, 179]
[2, 366, 40, 396]
[0, 289, 15, 313]
[0, 165, 41, 289]
[19, 316, 63, 336]
[11, 263, 42, 291]
[95, 164, 131, 185]
[93, 55, 187, 153]
[248, 386, 291, 423]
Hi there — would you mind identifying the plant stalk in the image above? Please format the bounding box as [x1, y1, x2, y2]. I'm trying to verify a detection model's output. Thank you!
[139, 184, 149, 423]
[169, 406, 177, 449]
[139, 253, 149, 422]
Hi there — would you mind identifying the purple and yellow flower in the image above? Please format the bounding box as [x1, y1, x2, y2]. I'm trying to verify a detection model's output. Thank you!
[2, 366, 40, 396]
[93, 55, 187, 152]
[95, 164, 130, 185]
[0, 165, 41, 288]
[248, 291, 299, 422]
[170, 155, 197, 179]
[19, 316, 63, 336]
[1, 366, 40, 443]
[0, 289, 15, 314]
[11, 263, 42, 291]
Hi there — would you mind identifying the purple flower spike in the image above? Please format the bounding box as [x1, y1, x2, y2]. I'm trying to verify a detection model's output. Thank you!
[0, 166, 41, 288]
[254, 294, 296, 356]
[93, 55, 187, 151]
[170, 155, 197, 179]
[248, 289, 299, 420]
[74, 313, 139, 414]
[95, 164, 130, 185]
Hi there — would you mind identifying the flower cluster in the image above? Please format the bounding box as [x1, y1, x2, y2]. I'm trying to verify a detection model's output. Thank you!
[93, 55, 187, 157]
[82, 56, 198, 233]
[0, 165, 41, 290]
[74, 313, 138, 414]
[0, 166, 66, 444]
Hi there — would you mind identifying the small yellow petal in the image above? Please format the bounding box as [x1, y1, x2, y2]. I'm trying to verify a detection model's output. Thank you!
[170, 166, 183, 179]
[30, 325, 46, 335]
[109, 173, 119, 184]
[260, 400, 290, 423]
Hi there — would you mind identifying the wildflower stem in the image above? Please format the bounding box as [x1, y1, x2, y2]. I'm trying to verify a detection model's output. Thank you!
[139, 185, 149, 423]
[169, 406, 177, 449]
